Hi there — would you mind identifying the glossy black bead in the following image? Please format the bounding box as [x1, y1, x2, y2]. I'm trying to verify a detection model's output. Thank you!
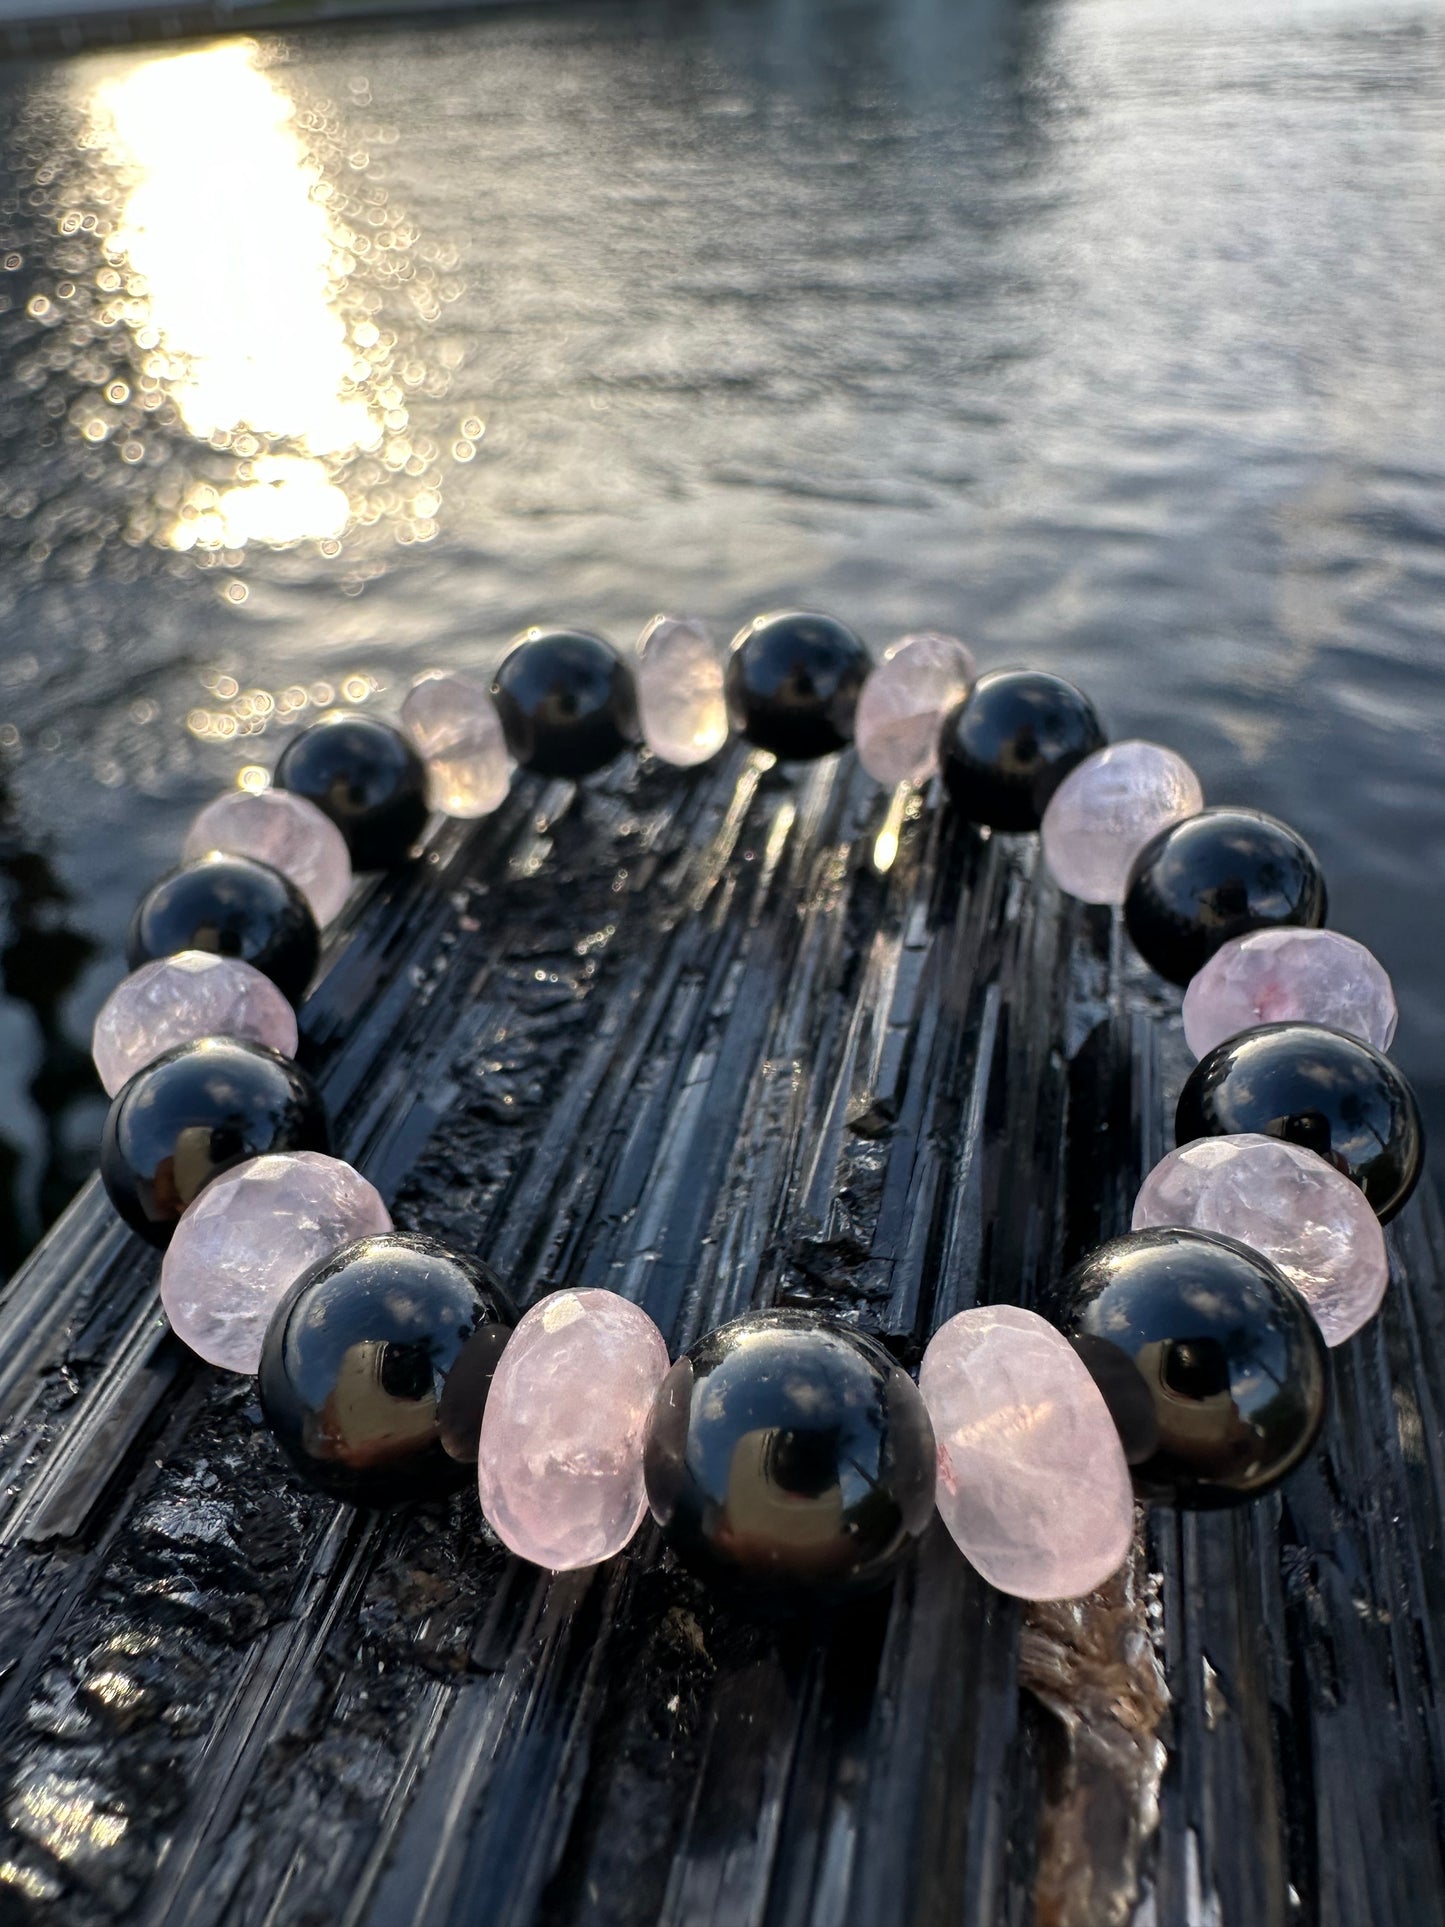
[274, 711, 429, 870]
[1176, 1020, 1424, 1224]
[258, 1234, 514, 1507]
[939, 667, 1106, 830]
[490, 629, 640, 779]
[101, 1038, 329, 1248]
[435, 1301, 518, 1464]
[723, 611, 871, 761]
[1123, 808, 1327, 987]
[1067, 1333, 1162, 1466]
[1052, 1227, 1328, 1507]
[127, 853, 319, 1003]
[643, 1309, 936, 1610]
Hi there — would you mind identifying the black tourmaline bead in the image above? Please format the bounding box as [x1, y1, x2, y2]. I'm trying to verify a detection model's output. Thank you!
[1052, 1227, 1328, 1507]
[643, 1308, 936, 1610]
[274, 712, 429, 870]
[723, 611, 871, 760]
[939, 667, 1106, 831]
[258, 1234, 514, 1507]
[1123, 807, 1327, 987]
[1066, 1334, 1164, 1466]
[101, 1038, 329, 1248]
[490, 629, 640, 779]
[1177, 1020, 1424, 1223]
[127, 853, 319, 1004]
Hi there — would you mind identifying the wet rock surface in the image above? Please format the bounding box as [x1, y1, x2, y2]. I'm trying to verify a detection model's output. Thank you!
[0, 749, 1440, 1925]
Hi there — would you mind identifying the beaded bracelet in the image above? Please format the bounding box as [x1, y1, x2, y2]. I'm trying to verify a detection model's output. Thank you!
[90, 611, 1425, 1608]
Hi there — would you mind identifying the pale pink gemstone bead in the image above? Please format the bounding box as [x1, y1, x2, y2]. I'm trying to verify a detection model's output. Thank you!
[160, 1152, 391, 1373]
[477, 1288, 671, 1570]
[854, 631, 976, 787]
[183, 788, 352, 926]
[635, 616, 729, 767]
[399, 669, 513, 818]
[1041, 740, 1204, 905]
[1132, 1133, 1389, 1345]
[918, 1304, 1133, 1600]
[92, 950, 298, 1097]
[1182, 927, 1398, 1060]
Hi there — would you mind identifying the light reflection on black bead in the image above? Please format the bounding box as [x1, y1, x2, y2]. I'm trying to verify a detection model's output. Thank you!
[101, 1038, 329, 1248]
[723, 611, 871, 761]
[1068, 1333, 1161, 1465]
[643, 1309, 936, 1609]
[939, 667, 1106, 831]
[1123, 808, 1327, 987]
[127, 853, 319, 1003]
[258, 1234, 513, 1507]
[275, 712, 430, 871]
[436, 1315, 514, 1464]
[1177, 1021, 1424, 1223]
[490, 629, 640, 778]
[1052, 1227, 1328, 1508]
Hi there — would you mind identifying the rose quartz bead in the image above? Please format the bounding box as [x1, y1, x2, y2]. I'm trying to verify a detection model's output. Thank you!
[477, 1288, 670, 1570]
[854, 631, 976, 787]
[919, 1305, 1133, 1600]
[1041, 740, 1203, 905]
[1182, 927, 1398, 1060]
[635, 616, 729, 767]
[183, 788, 352, 926]
[160, 1151, 391, 1373]
[1132, 1132, 1389, 1345]
[399, 669, 513, 818]
[92, 950, 298, 1097]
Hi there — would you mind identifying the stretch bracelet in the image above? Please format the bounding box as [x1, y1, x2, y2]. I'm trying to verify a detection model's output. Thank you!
[89, 611, 1425, 1608]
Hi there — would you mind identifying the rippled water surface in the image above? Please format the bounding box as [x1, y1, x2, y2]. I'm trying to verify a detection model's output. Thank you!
[0, 0, 1442, 1270]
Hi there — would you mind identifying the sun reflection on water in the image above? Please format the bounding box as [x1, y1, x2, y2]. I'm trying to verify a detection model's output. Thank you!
[71, 40, 464, 555]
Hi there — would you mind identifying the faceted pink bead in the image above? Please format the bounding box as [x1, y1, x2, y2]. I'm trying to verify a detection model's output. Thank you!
[160, 1152, 391, 1373]
[1182, 927, 1398, 1060]
[183, 788, 352, 926]
[635, 616, 729, 767]
[1041, 740, 1204, 905]
[1132, 1132, 1389, 1345]
[92, 950, 298, 1097]
[919, 1305, 1133, 1599]
[477, 1288, 670, 1570]
[400, 669, 513, 818]
[854, 631, 976, 787]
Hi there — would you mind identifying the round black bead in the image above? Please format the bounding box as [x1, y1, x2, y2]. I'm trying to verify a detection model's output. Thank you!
[643, 1309, 936, 1609]
[490, 629, 640, 779]
[1123, 808, 1327, 987]
[723, 611, 871, 761]
[1176, 1020, 1424, 1224]
[274, 712, 429, 870]
[101, 1038, 329, 1248]
[1067, 1333, 1163, 1466]
[127, 853, 319, 1003]
[258, 1234, 514, 1507]
[1052, 1227, 1328, 1507]
[939, 668, 1106, 831]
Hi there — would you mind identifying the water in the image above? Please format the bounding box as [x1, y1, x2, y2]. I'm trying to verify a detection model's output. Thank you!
[0, 0, 1441, 1273]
